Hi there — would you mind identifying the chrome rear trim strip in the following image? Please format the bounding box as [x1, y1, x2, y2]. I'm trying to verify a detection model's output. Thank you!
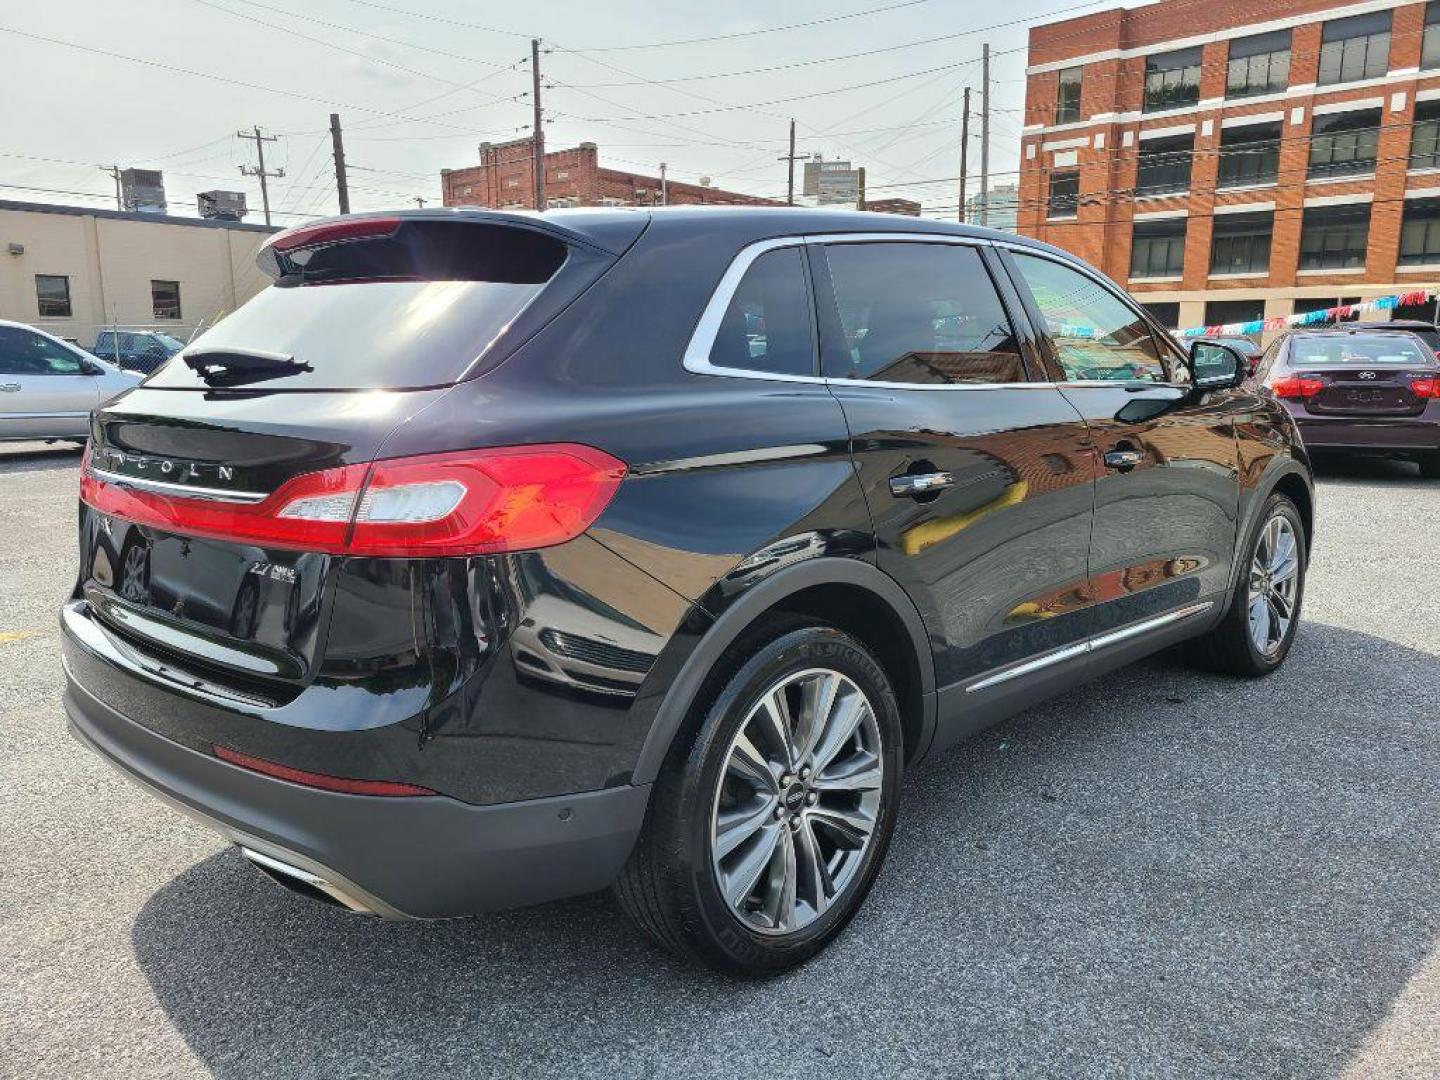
[965, 601, 1215, 694]
[88, 466, 268, 505]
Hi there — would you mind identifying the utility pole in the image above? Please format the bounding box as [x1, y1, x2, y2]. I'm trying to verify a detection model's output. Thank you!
[958, 86, 970, 224]
[100, 165, 122, 210]
[856, 166, 866, 211]
[413, 196, 427, 208]
[531, 38, 546, 211]
[980, 44, 991, 227]
[329, 113, 350, 215]
[659, 162, 668, 206]
[237, 126, 284, 227]
[778, 119, 814, 207]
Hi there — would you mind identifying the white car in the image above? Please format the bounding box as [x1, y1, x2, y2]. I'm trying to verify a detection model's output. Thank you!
[0, 320, 142, 442]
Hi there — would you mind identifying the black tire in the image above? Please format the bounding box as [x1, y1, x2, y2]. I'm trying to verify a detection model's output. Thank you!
[1193, 493, 1306, 677]
[614, 617, 903, 975]
[1418, 452, 1440, 479]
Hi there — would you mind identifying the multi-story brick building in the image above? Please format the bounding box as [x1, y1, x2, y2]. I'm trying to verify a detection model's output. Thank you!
[441, 138, 779, 211]
[1018, 0, 1440, 331]
[864, 197, 923, 215]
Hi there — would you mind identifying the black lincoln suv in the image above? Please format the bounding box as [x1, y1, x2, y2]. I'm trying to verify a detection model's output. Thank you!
[61, 208, 1313, 974]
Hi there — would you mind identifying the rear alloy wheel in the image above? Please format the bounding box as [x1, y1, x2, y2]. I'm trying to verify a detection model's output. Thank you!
[1193, 493, 1306, 677]
[615, 620, 902, 974]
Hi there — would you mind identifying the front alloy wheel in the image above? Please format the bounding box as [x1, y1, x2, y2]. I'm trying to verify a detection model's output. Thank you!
[711, 668, 883, 935]
[1247, 513, 1300, 658]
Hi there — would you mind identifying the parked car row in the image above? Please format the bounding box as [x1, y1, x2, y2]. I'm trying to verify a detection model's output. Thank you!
[0, 321, 139, 443]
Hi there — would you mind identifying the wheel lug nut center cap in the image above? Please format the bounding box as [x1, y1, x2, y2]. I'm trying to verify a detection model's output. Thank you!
[782, 783, 807, 813]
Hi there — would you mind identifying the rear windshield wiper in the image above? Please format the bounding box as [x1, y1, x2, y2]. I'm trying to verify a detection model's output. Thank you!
[183, 348, 314, 388]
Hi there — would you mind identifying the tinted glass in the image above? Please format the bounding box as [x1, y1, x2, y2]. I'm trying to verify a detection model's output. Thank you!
[1011, 253, 1169, 383]
[0, 327, 83, 375]
[35, 274, 72, 318]
[151, 280, 182, 321]
[818, 242, 1023, 384]
[708, 247, 815, 377]
[1289, 335, 1432, 368]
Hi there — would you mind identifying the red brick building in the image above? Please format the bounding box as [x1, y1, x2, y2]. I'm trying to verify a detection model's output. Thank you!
[1018, 0, 1440, 331]
[441, 138, 779, 211]
[864, 197, 923, 216]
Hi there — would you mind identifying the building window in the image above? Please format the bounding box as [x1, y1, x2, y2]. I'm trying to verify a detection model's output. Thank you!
[1299, 204, 1370, 270]
[1210, 211, 1273, 275]
[554, 169, 570, 180]
[1143, 47, 1202, 112]
[1411, 99, 1440, 170]
[1308, 108, 1380, 179]
[1047, 170, 1079, 218]
[1400, 197, 1440, 265]
[1227, 29, 1291, 98]
[1294, 295, 1361, 322]
[1426, 2, 1440, 70]
[505, 177, 520, 189]
[1056, 65, 1083, 124]
[1141, 301, 1180, 328]
[1204, 299, 1265, 327]
[1136, 133, 1194, 196]
[1317, 11, 1392, 86]
[151, 280, 182, 320]
[1130, 218, 1186, 278]
[460, 185, 472, 196]
[35, 275, 72, 318]
[1217, 122, 1281, 188]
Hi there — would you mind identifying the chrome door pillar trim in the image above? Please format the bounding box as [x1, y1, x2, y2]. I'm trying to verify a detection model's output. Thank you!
[964, 601, 1215, 694]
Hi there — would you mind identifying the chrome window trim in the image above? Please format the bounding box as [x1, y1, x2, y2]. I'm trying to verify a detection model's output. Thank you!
[683, 231, 1066, 392]
[87, 466, 268, 505]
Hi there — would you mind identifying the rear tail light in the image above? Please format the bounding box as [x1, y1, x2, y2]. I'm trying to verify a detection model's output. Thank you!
[213, 744, 436, 796]
[1269, 375, 1324, 400]
[268, 216, 400, 254]
[1410, 376, 1440, 398]
[82, 444, 626, 557]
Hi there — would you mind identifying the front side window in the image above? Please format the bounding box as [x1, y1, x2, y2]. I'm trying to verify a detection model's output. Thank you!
[1056, 65, 1083, 124]
[816, 242, 1023, 385]
[707, 246, 815, 377]
[35, 274, 72, 318]
[1309, 108, 1381, 179]
[1143, 47, 1202, 112]
[1227, 29, 1291, 98]
[1317, 11, 1392, 86]
[1210, 211, 1273, 275]
[1048, 170, 1079, 218]
[1217, 121, 1281, 188]
[1299, 204, 1371, 270]
[1136, 134, 1194, 196]
[1412, 99, 1440, 169]
[0, 326, 83, 376]
[1130, 218, 1187, 278]
[151, 279, 182, 320]
[1399, 197, 1440, 266]
[1010, 252, 1169, 383]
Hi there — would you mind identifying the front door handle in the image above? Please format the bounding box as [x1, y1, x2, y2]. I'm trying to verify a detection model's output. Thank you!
[889, 471, 955, 498]
[0, 382, 20, 392]
[1103, 449, 1144, 472]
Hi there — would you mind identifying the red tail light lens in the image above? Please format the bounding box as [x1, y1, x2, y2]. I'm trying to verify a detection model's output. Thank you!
[269, 216, 400, 253]
[213, 744, 436, 796]
[1410, 376, 1440, 398]
[82, 444, 626, 557]
[1269, 376, 1324, 400]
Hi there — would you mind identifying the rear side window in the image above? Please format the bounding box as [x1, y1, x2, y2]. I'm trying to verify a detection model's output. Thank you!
[146, 222, 571, 391]
[708, 247, 815, 377]
[816, 242, 1024, 384]
[1010, 252, 1171, 383]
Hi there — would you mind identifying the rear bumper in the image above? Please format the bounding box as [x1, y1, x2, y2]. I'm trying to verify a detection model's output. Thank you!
[1293, 415, 1439, 453]
[63, 665, 651, 919]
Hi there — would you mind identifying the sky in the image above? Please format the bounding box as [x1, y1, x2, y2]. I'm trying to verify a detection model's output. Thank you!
[0, 0, 1111, 224]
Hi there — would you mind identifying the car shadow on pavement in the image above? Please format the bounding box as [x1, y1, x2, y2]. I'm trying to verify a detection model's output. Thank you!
[130, 622, 1440, 1079]
[1309, 454, 1429, 486]
[0, 441, 85, 472]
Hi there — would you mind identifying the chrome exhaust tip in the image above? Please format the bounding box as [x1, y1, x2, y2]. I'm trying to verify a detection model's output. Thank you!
[240, 846, 374, 914]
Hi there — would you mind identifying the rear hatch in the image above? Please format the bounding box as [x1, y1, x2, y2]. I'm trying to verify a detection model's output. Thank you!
[76, 212, 636, 702]
[1285, 334, 1439, 418]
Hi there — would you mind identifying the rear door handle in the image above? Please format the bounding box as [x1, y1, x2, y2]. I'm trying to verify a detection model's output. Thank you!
[1103, 449, 1143, 472]
[889, 471, 955, 498]
[0, 383, 21, 392]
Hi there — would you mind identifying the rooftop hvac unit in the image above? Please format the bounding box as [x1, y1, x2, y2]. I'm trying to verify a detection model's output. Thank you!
[120, 169, 166, 214]
[197, 189, 248, 221]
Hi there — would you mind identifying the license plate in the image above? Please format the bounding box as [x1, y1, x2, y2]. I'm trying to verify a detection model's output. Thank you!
[1345, 389, 1385, 404]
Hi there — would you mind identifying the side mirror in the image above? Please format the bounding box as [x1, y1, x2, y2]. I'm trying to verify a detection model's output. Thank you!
[1188, 340, 1246, 391]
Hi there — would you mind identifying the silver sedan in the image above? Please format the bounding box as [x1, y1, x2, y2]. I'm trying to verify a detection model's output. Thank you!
[0, 320, 142, 442]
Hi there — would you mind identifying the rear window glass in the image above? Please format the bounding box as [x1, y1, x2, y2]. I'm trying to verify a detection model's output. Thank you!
[1291, 335, 1433, 367]
[145, 223, 569, 390]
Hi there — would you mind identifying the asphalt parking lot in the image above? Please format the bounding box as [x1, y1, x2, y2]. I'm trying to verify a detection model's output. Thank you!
[1, 442, 1436, 1079]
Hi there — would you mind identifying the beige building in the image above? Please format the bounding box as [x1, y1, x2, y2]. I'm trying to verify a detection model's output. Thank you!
[0, 199, 278, 347]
